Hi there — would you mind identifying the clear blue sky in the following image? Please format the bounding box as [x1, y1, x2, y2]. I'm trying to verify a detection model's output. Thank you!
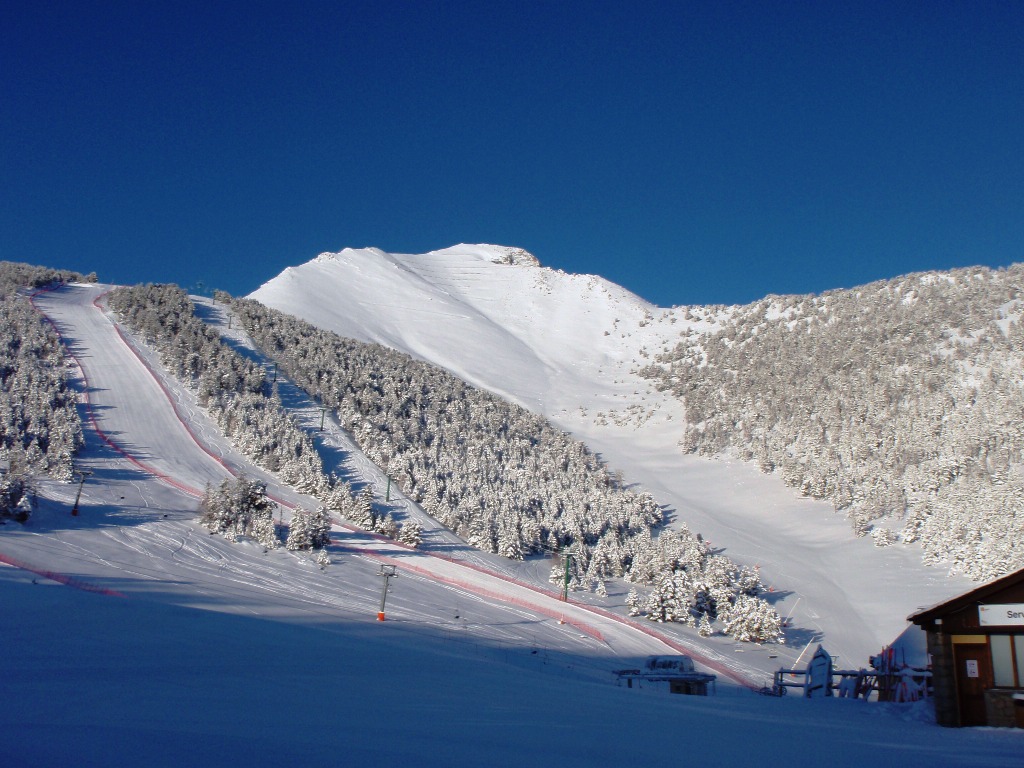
[3, 1, 1022, 306]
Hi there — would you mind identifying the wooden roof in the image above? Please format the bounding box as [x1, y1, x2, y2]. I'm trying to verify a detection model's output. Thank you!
[908, 567, 1024, 625]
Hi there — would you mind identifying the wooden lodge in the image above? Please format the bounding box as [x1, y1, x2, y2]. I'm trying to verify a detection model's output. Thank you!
[909, 567, 1024, 727]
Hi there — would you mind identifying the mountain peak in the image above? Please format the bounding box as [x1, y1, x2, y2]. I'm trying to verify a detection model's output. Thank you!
[313, 247, 388, 263]
[311, 244, 540, 268]
[427, 244, 540, 267]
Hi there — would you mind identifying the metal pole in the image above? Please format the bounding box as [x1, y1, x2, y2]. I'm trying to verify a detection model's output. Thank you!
[562, 551, 573, 601]
[377, 564, 397, 621]
[71, 470, 92, 516]
[319, 408, 326, 431]
[386, 476, 391, 502]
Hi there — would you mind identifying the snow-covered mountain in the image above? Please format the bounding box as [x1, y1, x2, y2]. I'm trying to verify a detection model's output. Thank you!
[253, 244, 663, 417]
[250, 244, 975, 666]
[4, 259, 1021, 767]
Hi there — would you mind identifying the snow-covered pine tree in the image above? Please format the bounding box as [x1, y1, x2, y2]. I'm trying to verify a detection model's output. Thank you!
[376, 512, 399, 539]
[320, 478, 354, 514]
[698, 611, 714, 638]
[0, 471, 30, 522]
[644, 570, 692, 624]
[497, 516, 525, 560]
[625, 587, 643, 616]
[251, 508, 280, 551]
[720, 594, 784, 643]
[352, 486, 376, 529]
[199, 476, 278, 544]
[308, 506, 333, 549]
[286, 509, 313, 551]
[398, 520, 423, 547]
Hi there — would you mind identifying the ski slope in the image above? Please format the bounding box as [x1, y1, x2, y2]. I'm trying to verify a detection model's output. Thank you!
[2, 281, 1021, 766]
[11, 283, 699, 664]
[252, 244, 975, 668]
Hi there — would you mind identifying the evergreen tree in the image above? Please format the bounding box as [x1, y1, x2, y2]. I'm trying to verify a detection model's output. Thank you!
[720, 595, 784, 643]
[398, 520, 423, 548]
[698, 611, 714, 638]
[352, 486, 376, 529]
[644, 570, 691, 624]
[376, 512, 399, 539]
[0, 471, 30, 522]
[308, 506, 333, 549]
[625, 587, 643, 616]
[286, 509, 313, 551]
[251, 508, 280, 551]
[199, 475, 278, 543]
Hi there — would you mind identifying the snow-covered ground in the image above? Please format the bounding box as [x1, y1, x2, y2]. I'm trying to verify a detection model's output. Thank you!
[3, 275, 1020, 766]
[7, 561, 1020, 768]
[12, 284, 690, 664]
[252, 244, 975, 668]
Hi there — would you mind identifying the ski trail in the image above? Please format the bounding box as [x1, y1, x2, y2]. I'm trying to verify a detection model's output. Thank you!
[26, 283, 759, 686]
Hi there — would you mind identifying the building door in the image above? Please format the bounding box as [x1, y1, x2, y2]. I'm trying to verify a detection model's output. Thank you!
[953, 643, 993, 726]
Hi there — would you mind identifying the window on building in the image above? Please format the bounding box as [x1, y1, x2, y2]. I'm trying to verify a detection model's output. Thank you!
[1017, 638, 1024, 687]
[990, 635, 1024, 687]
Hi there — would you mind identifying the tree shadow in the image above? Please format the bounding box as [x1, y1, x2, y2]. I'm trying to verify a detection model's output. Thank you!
[759, 589, 795, 605]
[780, 625, 825, 649]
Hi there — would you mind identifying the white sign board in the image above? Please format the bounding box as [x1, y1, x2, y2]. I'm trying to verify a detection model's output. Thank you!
[979, 604, 1024, 627]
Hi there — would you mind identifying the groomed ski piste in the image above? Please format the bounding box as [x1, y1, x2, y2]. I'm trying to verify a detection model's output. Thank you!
[2, 279, 1021, 766]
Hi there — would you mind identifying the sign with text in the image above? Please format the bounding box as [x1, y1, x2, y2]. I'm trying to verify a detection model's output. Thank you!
[979, 604, 1024, 627]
